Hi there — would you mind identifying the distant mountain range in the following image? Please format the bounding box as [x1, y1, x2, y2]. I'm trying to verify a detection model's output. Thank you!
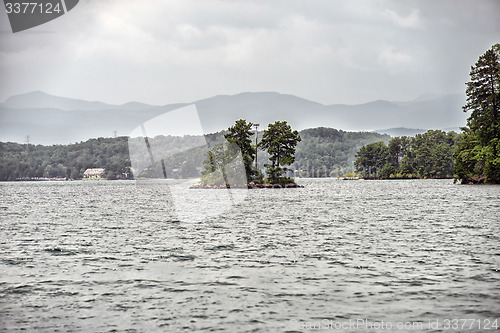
[0, 91, 467, 144]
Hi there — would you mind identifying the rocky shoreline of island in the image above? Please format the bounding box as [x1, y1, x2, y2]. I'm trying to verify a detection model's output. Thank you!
[190, 182, 304, 189]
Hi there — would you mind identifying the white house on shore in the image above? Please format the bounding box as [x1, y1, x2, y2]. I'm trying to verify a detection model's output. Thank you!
[83, 168, 105, 179]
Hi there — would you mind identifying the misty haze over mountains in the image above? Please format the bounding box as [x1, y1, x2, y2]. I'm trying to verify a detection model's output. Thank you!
[0, 91, 467, 144]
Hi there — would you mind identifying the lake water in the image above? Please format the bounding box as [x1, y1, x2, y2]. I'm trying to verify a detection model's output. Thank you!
[0, 179, 499, 332]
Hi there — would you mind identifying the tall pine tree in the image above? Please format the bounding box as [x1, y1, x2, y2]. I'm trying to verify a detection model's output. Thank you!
[455, 44, 500, 183]
[259, 121, 301, 183]
[224, 119, 256, 182]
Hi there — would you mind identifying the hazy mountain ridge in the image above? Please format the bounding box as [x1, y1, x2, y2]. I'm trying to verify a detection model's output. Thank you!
[0, 91, 467, 144]
[2, 90, 157, 111]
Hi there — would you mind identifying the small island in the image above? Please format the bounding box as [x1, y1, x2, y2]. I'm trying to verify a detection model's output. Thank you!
[190, 119, 304, 189]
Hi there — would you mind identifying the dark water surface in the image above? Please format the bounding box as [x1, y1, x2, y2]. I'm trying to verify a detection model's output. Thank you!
[1, 179, 499, 332]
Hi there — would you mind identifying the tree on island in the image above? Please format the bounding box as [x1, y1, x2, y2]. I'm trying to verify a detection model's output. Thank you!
[198, 119, 301, 187]
[259, 120, 301, 184]
[224, 119, 256, 182]
[455, 43, 500, 184]
[199, 119, 256, 187]
[200, 142, 247, 187]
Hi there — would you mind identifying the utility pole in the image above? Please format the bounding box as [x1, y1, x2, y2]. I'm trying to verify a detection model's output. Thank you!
[25, 135, 30, 152]
[254, 123, 259, 170]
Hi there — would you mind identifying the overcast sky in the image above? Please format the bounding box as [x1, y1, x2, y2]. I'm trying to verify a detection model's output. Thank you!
[0, 0, 499, 105]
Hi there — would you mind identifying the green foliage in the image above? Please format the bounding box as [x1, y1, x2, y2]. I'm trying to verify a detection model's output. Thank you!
[294, 128, 390, 177]
[354, 141, 389, 178]
[252, 168, 265, 184]
[130, 126, 393, 181]
[455, 44, 500, 184]
[259, 121, 301, 183]
[0, 137, 133, 181]
[200, 120, 301, 185]
[342, 172, 357, 178]
[5, 125, 459, 183]
[200, 120, 259, 186]
[355, 130, 460, 179]
[199, 142, 247, 187]
[224, 119, 256, 182]
[378, 163, 396, 179]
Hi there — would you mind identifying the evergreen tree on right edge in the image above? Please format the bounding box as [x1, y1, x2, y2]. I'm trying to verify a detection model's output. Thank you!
[455, 43, 500, 184]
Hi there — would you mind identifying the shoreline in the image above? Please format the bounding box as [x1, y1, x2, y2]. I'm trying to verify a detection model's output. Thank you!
[3, 178, 498, 185]
[190, 183, 304, 189]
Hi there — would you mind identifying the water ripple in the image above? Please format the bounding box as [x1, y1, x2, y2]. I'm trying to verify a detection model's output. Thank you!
[0, 179, 499, 332]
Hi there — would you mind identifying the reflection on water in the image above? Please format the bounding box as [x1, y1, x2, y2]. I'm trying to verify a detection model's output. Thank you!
[0, 179, 499, 332]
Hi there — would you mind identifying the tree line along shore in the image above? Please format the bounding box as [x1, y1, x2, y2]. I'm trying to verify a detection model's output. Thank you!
[0, 124, 463, 184]
[1, 44, 498, 184]
[355, 43, 499, 184]
[0, 128, 390, 182]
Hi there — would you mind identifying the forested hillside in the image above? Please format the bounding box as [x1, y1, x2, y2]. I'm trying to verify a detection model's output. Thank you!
[293, 128, 390, 177]
[0, 128, 389, 181]
[0, 137, 133, 181]
[355, 130, 461, 179]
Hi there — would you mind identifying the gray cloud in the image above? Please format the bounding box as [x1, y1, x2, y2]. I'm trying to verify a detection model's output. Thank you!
[0, 0, 499, 105]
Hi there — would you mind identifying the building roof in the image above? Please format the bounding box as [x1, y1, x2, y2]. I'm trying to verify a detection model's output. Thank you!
[83, 168, 105, 176]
